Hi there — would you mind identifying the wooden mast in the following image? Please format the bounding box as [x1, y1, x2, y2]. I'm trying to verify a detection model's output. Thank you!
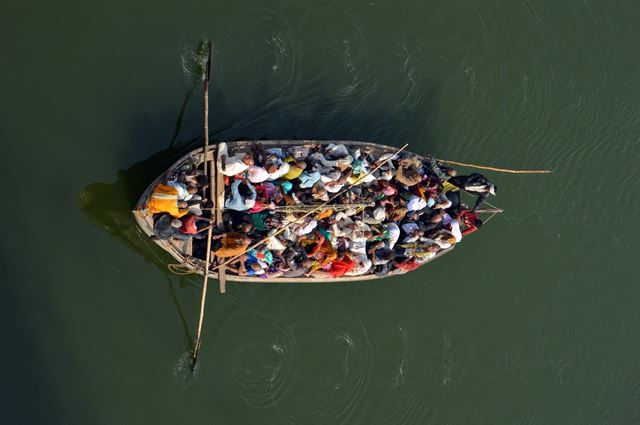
[191, 41, 213, 372]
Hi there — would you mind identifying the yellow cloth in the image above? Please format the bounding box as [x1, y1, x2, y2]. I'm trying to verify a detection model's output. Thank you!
[442, 181, 459, 194]
[147, 184, 188, 218]
[282, 165, 303, 180]
[214, 232, 249, 257]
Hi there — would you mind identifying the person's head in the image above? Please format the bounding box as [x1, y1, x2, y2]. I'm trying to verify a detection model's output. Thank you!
[475, 219, 483, 229]
[268, 164, 277, 174]
[301, 258, 312, 269]
[379, 249, 397, 262]
[242, 153, 255, 166]
[240, 222, 253, 234]
[250, 263, 262, 272]
[187, 186, 198, 195]
[364, 231, 374, 240]
[295, 160, 307, 170]
[426, 243, 440, 253]
[171, 219, 182, 228]
[238, 183, 253, 198]
[177, 200, 188, 208]
[196, 175, 208, 187]
[447, 169, 457, 177]
[312, 186, 328, 200]
[241, 234, 252, 244]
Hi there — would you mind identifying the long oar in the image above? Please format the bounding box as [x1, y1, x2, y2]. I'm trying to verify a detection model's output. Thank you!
[191, 41, 212, 372]
[435, 159, 552, 174]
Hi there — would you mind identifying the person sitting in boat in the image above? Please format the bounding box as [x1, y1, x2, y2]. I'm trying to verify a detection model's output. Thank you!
[308, 253, 355, 278]
[225, 179, 256, 211]
[212, 232, 252, 258]
[430, 230, 457, 250]
[423, 155, 457, 182]
[282, 256, 313, 278]
[146, 183, 190, 218]
[236, 254, 266, 277]
[395, 157, 423, 187]
[368, 241, 397, 266]
[222, 210, 255, 236]
[282, 160, 307, 180]
[447, 173, 497, 210]
[246, 165, 271, 184]
[344, 254, 372, 276]
[457, 209, 483, 236]
[441, 212, 463, 242]
[151, 214, 192, 241]
[176, 214, 213, 240]
[217, 142, 255, 176]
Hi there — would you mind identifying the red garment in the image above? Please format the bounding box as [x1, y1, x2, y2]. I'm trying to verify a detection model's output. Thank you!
[248, 200, 266, 213]
[329, 255, 356, 278]
[458, 210, 479, 236]
[180, 215, 198, 234]
[394, 260, 420, 272]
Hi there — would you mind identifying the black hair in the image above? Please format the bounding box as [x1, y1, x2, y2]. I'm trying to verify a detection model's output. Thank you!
[238, 183, 253, 198]
[475, 219, 483, 228]
[196, 175, 208, 187]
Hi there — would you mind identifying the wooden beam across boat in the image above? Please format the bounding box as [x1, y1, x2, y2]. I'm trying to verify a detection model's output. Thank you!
[213, 147, 226, 293]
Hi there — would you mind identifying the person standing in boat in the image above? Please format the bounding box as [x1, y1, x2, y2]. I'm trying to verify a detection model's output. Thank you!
[447, 173, 497, 210]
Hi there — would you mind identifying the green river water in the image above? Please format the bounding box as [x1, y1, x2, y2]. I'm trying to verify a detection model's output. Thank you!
[2, 1, 640, 424]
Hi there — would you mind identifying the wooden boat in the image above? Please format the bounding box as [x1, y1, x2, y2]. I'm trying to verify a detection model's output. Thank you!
[133, 140, 460, 285]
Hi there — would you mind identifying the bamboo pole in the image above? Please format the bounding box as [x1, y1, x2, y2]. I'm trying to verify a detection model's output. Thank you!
[191, 41, 212, 372]
[209, 143, 409, 273]
[435, 159, 552, 174]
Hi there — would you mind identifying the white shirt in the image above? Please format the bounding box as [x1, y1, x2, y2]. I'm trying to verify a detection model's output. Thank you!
[385, 222, 400, 249]
[407, 196, 427, 212]
[295, 219, 317, 236]
[268, 162, 290, 180]
[345, 255, 372, 276]
[401, 222, 419, 234]
[442, 213, 462, 242]
[247, 166, 270, 183]
[167, 181, 192, 201]
[349, 222, 371, 255]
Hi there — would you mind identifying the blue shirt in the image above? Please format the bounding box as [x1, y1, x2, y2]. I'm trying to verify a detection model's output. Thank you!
[225, 180, 256, 211]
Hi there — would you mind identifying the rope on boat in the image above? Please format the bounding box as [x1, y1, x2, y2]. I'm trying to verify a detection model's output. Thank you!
[168, 257, 199, 275]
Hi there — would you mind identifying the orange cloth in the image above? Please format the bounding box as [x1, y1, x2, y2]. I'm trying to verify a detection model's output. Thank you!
[315, 209, 333, 221]
[330, 255, 356, 278]
[214, 232, 249, 257]
[147, 184, 188, 218]
[316, 239, 337, 267]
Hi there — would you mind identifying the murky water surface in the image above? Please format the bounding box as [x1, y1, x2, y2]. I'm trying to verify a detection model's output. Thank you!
[3, 1, 640, 423]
